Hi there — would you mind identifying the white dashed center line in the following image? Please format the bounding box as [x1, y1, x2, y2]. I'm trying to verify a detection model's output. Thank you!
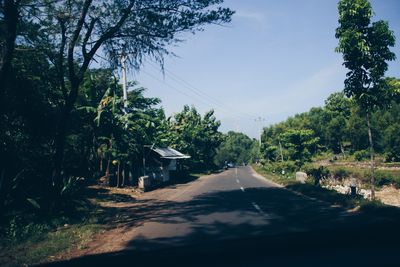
[251, 202, 263, 213]
[240, 186, 245, 192]
[236, 179, 240, 184]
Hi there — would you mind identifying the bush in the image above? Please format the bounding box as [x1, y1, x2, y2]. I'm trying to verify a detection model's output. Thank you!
[331, 168, 350, 180]
[304, 165, 330, 185]
[3, 216, 52, 243]
[267, 161, 297, 175]
[354, 150, 370, 161]
[365, 170, 400, 188]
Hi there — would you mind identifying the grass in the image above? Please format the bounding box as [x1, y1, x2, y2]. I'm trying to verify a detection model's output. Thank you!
[252, 164, 382, 210]
[0, 188, 110, 267]
[383, 162, 400, 168]
[285, 183, 372, 208]
[325, 165, 400, 188]
[252, 165, 296, 186]
[0, 223, 101, 267]
[0, 171, 211, 267]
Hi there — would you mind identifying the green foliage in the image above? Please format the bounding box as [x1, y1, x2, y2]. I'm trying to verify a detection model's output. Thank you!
[253, 165, 384, 210]
[330, 167, 351, 180]
[336, 0, 396, 112]
[265, 161, 297, 176]
[336, 0, 396, 197]
[0, 0, 234, 213]
[304, 165, 330, 186]
[162, 105, 222, 171]
[260, 80, 400, 168]
[214, 131, 258, 166]
[281, 129, 319, 167]
[365, 170, 400, 188]
[354, 149, 370, 161]
[252, 164, 296, 186]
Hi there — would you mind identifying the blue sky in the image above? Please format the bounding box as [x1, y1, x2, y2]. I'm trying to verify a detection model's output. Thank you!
[131, 0, 400, 139]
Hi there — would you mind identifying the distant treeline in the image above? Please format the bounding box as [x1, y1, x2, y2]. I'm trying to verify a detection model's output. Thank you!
[260, 78, 400, 170]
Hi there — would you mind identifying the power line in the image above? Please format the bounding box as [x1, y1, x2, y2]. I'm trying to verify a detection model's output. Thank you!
[145, 59, 258, 120]
[140, 69, 244, 119]
[95, 52, 259, 122]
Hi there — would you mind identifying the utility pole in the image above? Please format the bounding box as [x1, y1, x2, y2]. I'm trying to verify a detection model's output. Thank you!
[255, 117, 265, 160]
[120, 54, 128, 108]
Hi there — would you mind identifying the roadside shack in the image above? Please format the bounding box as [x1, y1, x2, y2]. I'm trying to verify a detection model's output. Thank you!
[139, 146, 190, 189]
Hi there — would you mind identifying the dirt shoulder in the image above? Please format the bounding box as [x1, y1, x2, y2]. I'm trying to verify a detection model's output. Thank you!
[51, 174, 212, 263]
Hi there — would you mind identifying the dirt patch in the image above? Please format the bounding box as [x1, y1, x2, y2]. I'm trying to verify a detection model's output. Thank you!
[51, 179, 204, 262]
[376, 186, 400, 207]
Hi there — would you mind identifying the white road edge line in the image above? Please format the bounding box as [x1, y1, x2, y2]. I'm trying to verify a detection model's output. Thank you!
[240, 186, 245, 192]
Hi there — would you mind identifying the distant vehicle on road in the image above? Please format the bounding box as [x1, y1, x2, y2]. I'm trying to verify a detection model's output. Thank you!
[223, 161, 234, 170]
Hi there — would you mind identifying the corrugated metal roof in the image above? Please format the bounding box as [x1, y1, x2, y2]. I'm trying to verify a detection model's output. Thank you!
[151, 147, 190, 159]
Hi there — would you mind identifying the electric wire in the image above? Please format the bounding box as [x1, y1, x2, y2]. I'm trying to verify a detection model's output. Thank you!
[145, 59, 258, 120]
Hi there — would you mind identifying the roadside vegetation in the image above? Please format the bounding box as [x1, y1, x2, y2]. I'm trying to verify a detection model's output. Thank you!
[252, 164, 382, 209]
[257, 0, 399, 207]
[0, 1, 234, 265]
[257, 84, 400, 194]
[1, 0, 399, 265]
[214, 131, 259, 168]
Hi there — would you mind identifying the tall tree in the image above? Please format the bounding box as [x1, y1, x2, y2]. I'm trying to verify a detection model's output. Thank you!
[0, 0, 20, 95]
[281, 129, 319, 168]
[335, 0, 396, 198]
[324, 92, 351, 155]
[165, 105, 222, 171]
[23, 0, 233, 189]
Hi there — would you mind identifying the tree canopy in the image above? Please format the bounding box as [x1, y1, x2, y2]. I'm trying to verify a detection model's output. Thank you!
[214, 131, 259, 167]
[336, 0, 396, 198]
[0, 0, 234, 213]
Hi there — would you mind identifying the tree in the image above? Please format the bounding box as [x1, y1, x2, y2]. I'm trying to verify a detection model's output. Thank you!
[324, 92, 351, 155]
[165, 105, 222, 171]
[0, 44, 61, 212]
[0, 0, 20, 96]
[335, 0, 396, 198]
[281, 129, 319, 168]
[214, 131, 257, 167]
[16, 0, 233, 189]
[90, 79, 163, 186]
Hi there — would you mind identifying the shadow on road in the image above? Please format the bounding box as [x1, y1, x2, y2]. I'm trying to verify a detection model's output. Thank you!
[41, 186, 400, 267]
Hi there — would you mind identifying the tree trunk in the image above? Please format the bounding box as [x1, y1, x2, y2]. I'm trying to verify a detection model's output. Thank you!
[51, 81, 80, 188]
[366, 113, 375, 200]
[105, 135, 113, 178]
[105, 159, 111, 177]
[51, 106, 71, 187]
[122, 164, 126, 187]
[340, 142, 345, 159]
[116, 161, 120, 188]
[0, 0, 19, 97]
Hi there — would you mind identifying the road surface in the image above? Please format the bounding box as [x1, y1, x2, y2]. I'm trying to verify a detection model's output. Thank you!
[43, 166, 400, 266]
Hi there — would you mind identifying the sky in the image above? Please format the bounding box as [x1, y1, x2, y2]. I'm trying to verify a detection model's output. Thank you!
[128, 0, 400, 139]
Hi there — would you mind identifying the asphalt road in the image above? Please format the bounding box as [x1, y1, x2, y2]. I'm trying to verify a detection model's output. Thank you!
[42, 166, 400, 267]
